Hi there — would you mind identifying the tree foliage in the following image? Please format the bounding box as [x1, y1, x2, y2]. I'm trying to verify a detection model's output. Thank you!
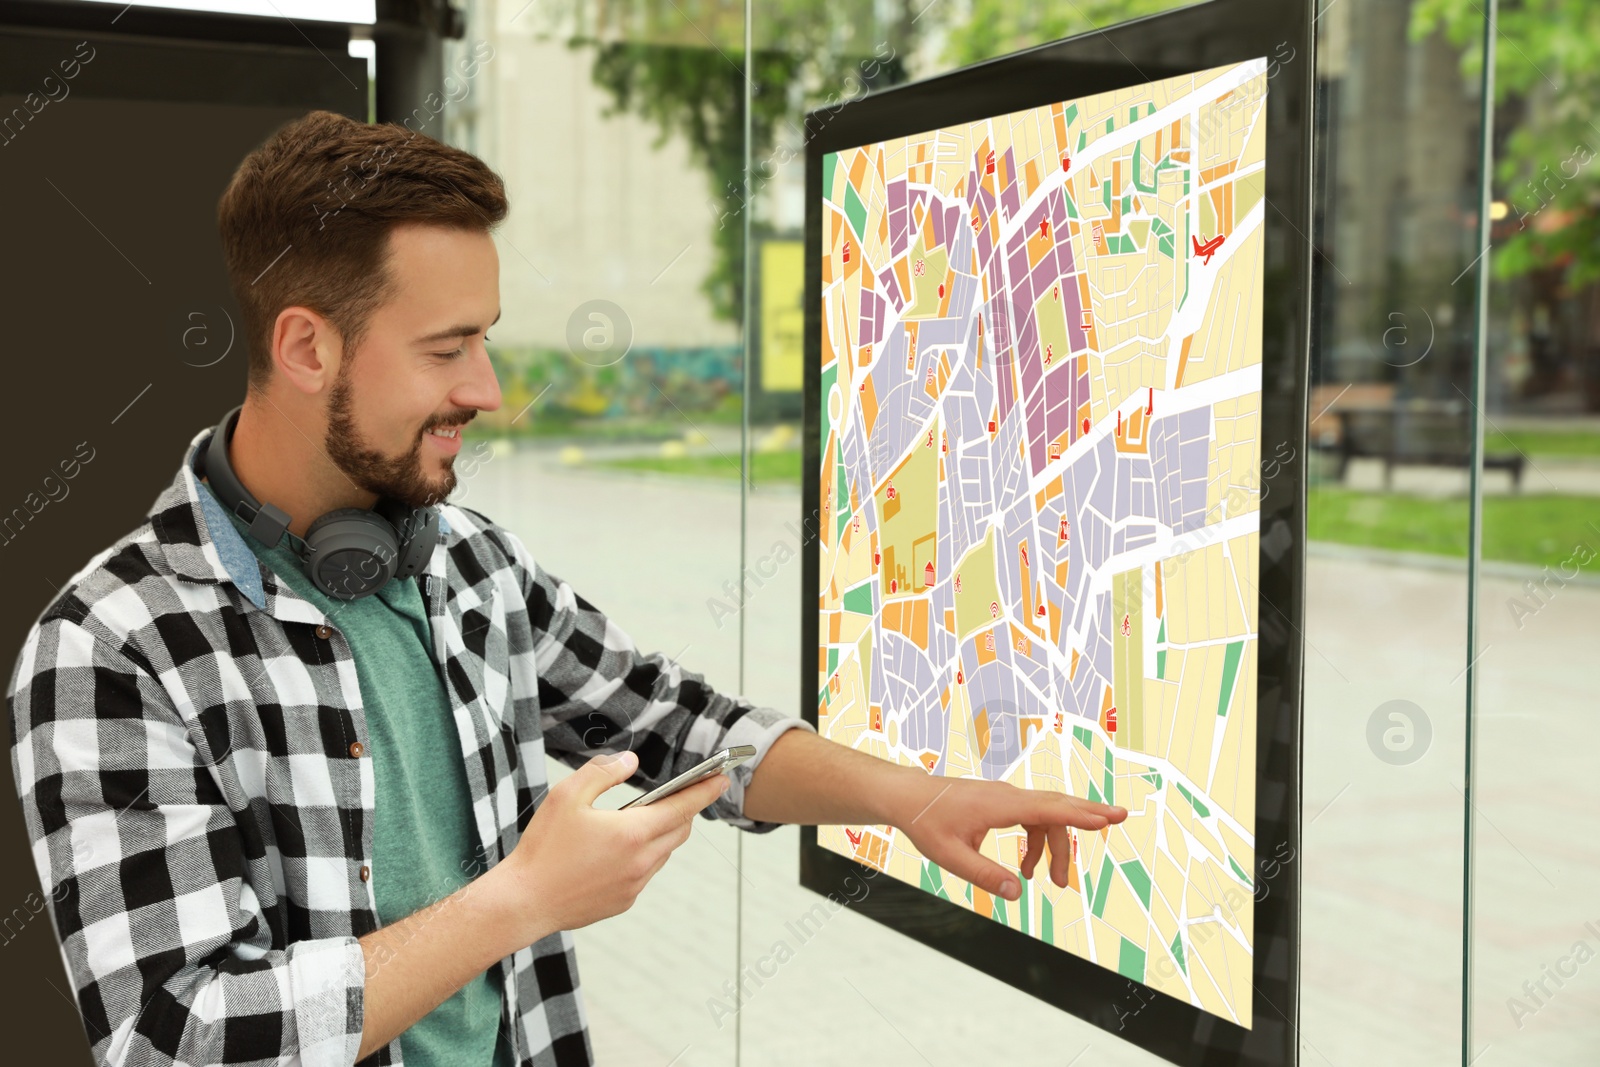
[582, 40, 801, 321]
[569, 0, 911, 323]
[1412, 0, 1600, 285]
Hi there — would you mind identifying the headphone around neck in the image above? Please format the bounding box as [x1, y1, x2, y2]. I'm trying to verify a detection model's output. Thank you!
[198, 404, 440, 601]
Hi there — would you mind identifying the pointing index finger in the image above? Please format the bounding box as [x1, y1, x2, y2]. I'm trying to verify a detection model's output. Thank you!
[1023, 790, 1126, 828]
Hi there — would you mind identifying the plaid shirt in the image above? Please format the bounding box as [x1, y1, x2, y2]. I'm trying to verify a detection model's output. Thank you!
[6, 422, 811, 1067]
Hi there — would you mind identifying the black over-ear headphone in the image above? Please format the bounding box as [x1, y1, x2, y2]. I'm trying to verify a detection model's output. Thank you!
[197, 404, 440, 601]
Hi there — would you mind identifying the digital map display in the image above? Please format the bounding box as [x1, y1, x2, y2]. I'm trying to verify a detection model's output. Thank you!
[816, 59, 1267, 1026]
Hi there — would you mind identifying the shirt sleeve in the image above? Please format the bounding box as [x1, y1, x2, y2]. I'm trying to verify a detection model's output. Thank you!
[503, 528, 814, 833]
[5, 609, 368, 1067]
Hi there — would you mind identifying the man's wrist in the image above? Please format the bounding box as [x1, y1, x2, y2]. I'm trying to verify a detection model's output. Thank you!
[744, 728, 954, 828]
[873, 759, 945, 830]
[473, 855, 551, 955]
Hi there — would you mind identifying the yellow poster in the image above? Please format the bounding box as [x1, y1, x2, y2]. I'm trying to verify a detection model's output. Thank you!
[760, 239, 804, 392]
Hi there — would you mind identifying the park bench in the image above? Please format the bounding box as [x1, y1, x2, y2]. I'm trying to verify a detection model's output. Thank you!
[1307, 384, 1524, 489]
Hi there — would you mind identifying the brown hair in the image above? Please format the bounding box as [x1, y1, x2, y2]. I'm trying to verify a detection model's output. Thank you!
[217, 109, 509, 394]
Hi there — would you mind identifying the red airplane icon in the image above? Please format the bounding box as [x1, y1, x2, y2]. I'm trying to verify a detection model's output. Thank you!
[844, 828, 863, 848]
[1192, 234, 1226, 266]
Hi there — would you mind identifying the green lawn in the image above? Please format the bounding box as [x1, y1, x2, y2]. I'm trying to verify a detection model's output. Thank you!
[1487, 427, 1600, 458]
[1307, 487, 1600, 567]
[594, 449, 803, 485]
[592, 449, 1597, 568]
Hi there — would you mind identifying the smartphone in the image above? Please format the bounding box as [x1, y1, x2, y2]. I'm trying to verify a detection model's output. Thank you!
[617, 745, 757, 809]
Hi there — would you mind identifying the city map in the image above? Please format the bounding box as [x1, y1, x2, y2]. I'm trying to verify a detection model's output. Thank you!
[816, 59, 1267, 1026]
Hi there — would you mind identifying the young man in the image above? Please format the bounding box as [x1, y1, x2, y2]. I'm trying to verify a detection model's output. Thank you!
[5, 111, 1125, 1067]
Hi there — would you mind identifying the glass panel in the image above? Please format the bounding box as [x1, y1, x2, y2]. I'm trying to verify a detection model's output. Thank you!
[1448, 0, 1600, 1061]
[742, 2, 1492, 1066]
[442, 3, 751, 1064]
[1299, 2, 1488, 1063]
[735, 4, 1227, 1066]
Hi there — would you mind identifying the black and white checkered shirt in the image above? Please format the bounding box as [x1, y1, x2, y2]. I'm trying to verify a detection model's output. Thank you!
[6, 423, 811, 1067]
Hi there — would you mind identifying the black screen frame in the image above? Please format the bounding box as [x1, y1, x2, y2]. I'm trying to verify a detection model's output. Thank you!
[799, 2, 1313, 1064]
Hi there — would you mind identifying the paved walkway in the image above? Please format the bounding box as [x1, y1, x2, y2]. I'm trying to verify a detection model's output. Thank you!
[460, 448, 1597, 1066]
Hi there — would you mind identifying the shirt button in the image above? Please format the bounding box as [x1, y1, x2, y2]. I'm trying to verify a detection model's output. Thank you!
[359, 865, 371, 882]
[315, 624, 333, 639]
[349, 741, 365, 758]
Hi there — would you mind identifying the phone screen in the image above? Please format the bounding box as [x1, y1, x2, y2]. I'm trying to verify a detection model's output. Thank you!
[617, 745, 757, 809]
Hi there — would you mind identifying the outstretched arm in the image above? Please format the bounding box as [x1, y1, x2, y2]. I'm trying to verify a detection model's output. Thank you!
[742, 728, 1127, 902]
[496, 521, 813, 832]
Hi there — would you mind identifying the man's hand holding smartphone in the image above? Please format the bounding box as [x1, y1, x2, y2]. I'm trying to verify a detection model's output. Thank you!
[488, 749, 731, 945]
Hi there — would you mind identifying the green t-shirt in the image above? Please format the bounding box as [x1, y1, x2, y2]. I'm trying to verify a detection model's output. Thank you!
[204, 482, 514, 1067]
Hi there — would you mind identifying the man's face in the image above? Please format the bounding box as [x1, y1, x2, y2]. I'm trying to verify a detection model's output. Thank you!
[323, 222, 502, 510]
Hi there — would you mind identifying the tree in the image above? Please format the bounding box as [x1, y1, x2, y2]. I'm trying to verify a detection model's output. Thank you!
[564, 0, 909, 324]
[1412, 0, 1600, 285]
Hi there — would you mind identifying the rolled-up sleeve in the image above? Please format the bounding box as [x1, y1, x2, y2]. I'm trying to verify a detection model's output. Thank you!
[6, 612, 368, 1067]
[505, 529, 814, 832]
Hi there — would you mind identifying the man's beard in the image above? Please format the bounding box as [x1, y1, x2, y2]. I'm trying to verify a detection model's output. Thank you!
[323, 363, 460, 510]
